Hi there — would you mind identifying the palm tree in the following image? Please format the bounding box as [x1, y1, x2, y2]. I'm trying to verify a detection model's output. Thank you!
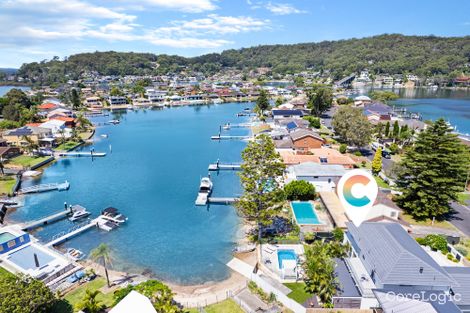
[76, 289, 105, 313]
[76, 112, 92, 132]
[90, 243, 112, 287]
[21, 135, 38, 155]
[0, 160, 4, 176]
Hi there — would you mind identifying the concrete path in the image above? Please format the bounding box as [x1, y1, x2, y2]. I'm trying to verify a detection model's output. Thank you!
[234, 288, 270, 312]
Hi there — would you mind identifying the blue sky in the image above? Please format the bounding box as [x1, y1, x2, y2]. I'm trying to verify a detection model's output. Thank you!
[0, 0, 469, 68]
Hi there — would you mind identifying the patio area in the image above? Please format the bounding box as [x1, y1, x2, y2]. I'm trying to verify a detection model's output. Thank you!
[260, 244, 305, 283]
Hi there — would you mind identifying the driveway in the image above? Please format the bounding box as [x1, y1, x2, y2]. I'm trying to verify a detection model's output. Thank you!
[362, 147, 395, 173]
[450, 201, 470, 237]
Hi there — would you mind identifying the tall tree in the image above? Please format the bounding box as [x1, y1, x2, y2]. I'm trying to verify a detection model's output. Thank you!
[236, 135, 285, 245]
[392, 121, 400, 138]
[90, 243, 112, 287]
[254, 89, 270, 118]
[303, 242, 339, 307]
[384, 121, 390, 137]
[372, 147, 383, 175]
[0, 274, 56, 313]
[307, 85, 333, 117]
[395, 119, 470, 219]
[332, 106, 372, 147]
[70, 88, 81, 109]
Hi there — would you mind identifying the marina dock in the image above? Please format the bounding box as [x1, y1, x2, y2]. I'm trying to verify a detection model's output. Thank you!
[221, 123, 252, 128]
[46, 219, 99, 247]
[17, 181, 70, 194]
[208, 197, 239, 204]
[21, 209, 71, 231]
[208, 161, 241, 171]
[58, 152, 106, 157]
[211, 135, 250, 140]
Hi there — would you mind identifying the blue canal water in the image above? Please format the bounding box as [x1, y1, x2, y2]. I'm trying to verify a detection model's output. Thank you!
[8, 103, 252, 284]
[357, 87, 470, 135]
[0, 85, 30, 96]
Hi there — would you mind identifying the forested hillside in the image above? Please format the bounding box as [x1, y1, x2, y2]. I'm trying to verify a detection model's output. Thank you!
[16, 34, 470, 84]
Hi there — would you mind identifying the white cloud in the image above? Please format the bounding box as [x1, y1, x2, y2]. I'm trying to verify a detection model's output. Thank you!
[265, 2, 306, 15]
[140, 0, 217, 13]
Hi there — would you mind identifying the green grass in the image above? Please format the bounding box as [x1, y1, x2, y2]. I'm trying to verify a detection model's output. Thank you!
[0, 176, 16, 195]
[375, 176, 390, 188]
[7, 155, 51, 168]
[457, 193, 470, 205]
[284, 282, 313, 304]
[401, 213, 458, 230]
[186, 299, 244, 313]
[63, 278, 114, 312]
[0, 267, 14, 279]
[55, 141, 81, 151]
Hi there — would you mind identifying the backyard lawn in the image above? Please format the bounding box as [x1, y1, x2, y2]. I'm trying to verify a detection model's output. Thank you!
[187, 299, 244, 313]
[7, 155, 51, 168]
[0, 176, 16, 195]
[63, 277, 114, 312]
[55, 141, 81, 151]
[0, 267, 14, 279]
[284, 282, 313, 304]
[458, 193, 470, 205]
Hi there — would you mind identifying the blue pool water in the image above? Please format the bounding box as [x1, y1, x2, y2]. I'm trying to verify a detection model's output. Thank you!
[8, 102, 252, 284]
[0, 232, 15, 244]
[277, 249, 297, 269]
[291, 201, 321, 225]
[8, 245, 54, 271]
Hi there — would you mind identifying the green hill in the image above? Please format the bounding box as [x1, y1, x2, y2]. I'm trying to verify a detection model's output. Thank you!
[15, 34, 470, 85]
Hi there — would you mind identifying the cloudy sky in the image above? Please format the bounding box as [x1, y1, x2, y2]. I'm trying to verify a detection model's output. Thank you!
[1, 0, 469, 68]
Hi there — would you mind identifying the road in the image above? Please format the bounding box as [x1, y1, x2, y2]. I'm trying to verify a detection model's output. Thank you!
[450, 199, 470, 237]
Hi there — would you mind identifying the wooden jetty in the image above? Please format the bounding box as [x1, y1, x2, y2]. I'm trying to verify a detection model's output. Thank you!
[58, 152, 106, 157]
[211, 135, 250, 140]
[46, 219, 99, 247]
[207, 197, 239, 204]
[221, 123, 252, 128]
[17, 181, 70, 194]
[208, 162, 241, 171]
[22, 209, 71, 231]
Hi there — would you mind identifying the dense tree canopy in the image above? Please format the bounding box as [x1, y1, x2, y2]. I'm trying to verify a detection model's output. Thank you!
[332, 106, 372, 147]
[14, 34, 470, 84]
[0, 274, 56, 313]
[395, 119, 470, 219]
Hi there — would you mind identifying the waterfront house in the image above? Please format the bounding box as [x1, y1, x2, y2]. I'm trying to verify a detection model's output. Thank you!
[37, 102, 57, 112]
[286, 161, 346, 192]
[289, 129, 325, 151]
[272, 109, 304, 120]
[335, 222, 470, 312]
[0, 225, 78, 287]
[3, 126, 54, 148]
[109, 96, 127, 106]
[39, 120, 68, 137]
[85, 96, 102, 107]
[49, 116, 76, 128]
[46, 108, 74, 119]
[0, 146, 21, 160]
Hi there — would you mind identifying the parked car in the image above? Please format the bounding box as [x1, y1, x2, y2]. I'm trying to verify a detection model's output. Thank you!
[382, 150, 391, 159]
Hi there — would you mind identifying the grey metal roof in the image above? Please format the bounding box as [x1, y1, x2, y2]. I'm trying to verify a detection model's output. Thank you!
[374, 287, 462, 313]
[443, 267, 470, 307]
[288, 162, 346, 177]
[334, 258, 361, 298]
[289, 129, 323, 142]
[347, 222, 455, 288]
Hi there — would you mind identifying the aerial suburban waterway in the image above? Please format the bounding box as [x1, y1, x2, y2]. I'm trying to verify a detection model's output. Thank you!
[9, 102, 252, 284]
[390, 88, 470, 135]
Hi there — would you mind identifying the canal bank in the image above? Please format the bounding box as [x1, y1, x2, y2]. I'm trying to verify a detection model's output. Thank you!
[6, 102, 253, 285]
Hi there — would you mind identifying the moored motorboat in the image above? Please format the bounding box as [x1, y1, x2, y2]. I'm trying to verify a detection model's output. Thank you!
[67, 248, 85, 261]
[195, 177, 213, 205]
[69, 205, 91, 221]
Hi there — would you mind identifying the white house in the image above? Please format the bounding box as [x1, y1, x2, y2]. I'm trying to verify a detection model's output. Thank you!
[110, 290, 156, 313]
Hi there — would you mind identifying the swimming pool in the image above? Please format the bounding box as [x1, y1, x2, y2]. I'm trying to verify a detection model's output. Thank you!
[0, 232, 15, 244]
[7, 245, 54, 271]
[291, 201, 321, 225]
[277, 249, 297, 269]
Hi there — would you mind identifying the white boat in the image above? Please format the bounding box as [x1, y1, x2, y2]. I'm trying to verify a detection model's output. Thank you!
[199, 177, 213, 194]
[100, 134, 108, 138]
[67, 248, 85, 261]
[195, 177, 213, 206]
[223, 123, 231, 130]
[69, 206, 91, 222]
[108, 120, 120, 125]
[100, 207, 127, 224]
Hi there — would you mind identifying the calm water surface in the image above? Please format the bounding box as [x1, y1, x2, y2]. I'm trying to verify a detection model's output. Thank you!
[0, 85, 30, 96]
[9, 103, 252, 284]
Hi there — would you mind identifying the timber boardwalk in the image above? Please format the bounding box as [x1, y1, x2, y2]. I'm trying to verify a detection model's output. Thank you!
[208, 160, 241, 171]
[21, 209, 72, 231]
[211, 135, 250, 140]
[17, 181, 70, 194]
